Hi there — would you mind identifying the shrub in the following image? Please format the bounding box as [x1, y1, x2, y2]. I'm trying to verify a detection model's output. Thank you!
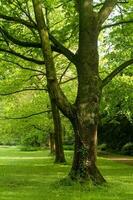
[98, 114, 133, 151]
[98, 143, 108, 151]
[121, 143, 133, 155]
[21, 132, 42, 147]
[19, 145, 40, 151]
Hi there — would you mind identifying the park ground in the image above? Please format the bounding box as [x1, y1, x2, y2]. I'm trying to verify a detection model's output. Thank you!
[0, 146, 132, 200]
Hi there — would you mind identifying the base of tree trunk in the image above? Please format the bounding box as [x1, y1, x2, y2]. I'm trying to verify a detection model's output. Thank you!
[69, 164, 106, 185]
[54, 157, 66, 163]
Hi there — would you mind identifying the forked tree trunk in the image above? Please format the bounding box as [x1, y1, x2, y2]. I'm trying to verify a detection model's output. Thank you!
[50, 98, 66, 163]
[32, 0, 106, 184]
[32, 0, 131, 185]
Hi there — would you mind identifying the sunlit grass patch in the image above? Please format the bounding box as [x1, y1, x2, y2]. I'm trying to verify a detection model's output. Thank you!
[0, 146, 132, 200]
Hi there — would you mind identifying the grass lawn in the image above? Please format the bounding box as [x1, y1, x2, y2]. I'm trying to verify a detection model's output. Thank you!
[0, 146, 132, 200]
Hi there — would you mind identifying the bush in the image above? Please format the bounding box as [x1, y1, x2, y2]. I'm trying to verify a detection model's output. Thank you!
[21, 132, 42, 147]
[98, 114, 133, 151]
[121, 143, 133, 155]
[19, 145, 40, 151]
[98, 143, 108, 151]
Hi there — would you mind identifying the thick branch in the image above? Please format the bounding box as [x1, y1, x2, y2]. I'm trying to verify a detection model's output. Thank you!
[0, 27, 41, 48]
[0, 48, 45, 65]
[0, 28, 64, 56]
[0, 13, 36, 29]
[98, 0, 117, 26]
[101, 19, 133, 30]
[102, 59, 133, 87]
[0, 14, 76, 63]
[49, 34, 77, 65]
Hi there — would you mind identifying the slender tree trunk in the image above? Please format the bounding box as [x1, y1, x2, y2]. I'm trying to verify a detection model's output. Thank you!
[49, 132, 55, 154]
[50, 98, 66, 163]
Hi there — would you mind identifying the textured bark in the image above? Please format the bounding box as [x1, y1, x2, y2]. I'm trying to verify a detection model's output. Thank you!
[69, 116, 105, 184]
[32, 0, 74, 119]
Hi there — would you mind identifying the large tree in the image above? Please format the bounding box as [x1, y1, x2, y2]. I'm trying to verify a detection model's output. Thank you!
[0, 0, 133, 184]
[32, 0, 133, 184]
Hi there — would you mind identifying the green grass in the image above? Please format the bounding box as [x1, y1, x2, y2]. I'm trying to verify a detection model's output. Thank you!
[0, 146, 132, 200]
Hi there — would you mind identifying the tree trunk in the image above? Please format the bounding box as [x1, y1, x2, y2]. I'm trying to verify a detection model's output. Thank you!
[50, 98, 66, 163]
[69, 115, 105, 184]
[49, 132, 55, 154]
[68, 1, 106, 184]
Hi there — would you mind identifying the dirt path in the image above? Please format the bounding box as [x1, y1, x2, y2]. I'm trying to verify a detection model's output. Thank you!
[105, 154, 133, 166]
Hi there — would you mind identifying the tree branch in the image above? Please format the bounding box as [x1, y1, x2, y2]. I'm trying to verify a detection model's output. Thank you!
[32, 124, 46, 131]
[0, 88, 47, 96]
[98, 0, 117, 26]
[101, 19, 133, 30]
[60, 76, 77, 84]
[49, 34, 77, 65]
[0, 27, 41, 48]
[0, 48, 45, 65]
[0, 13, 36, 29]
[15, 0, 37, 27]
[1, 58, 45, 74]
[0, 27, 74, 58]
[94, 1, 129, 9]
[0, 110, 51, 120]
[59, 62, 71, 83]
[0, 27, 63, 59]
[102, 58, 133, 87]
[0, 14, 76, 63]
[24, 73, 45, 82]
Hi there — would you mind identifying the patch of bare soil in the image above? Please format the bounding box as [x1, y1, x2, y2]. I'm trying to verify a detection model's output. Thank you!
[106, 155, 133, 166]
